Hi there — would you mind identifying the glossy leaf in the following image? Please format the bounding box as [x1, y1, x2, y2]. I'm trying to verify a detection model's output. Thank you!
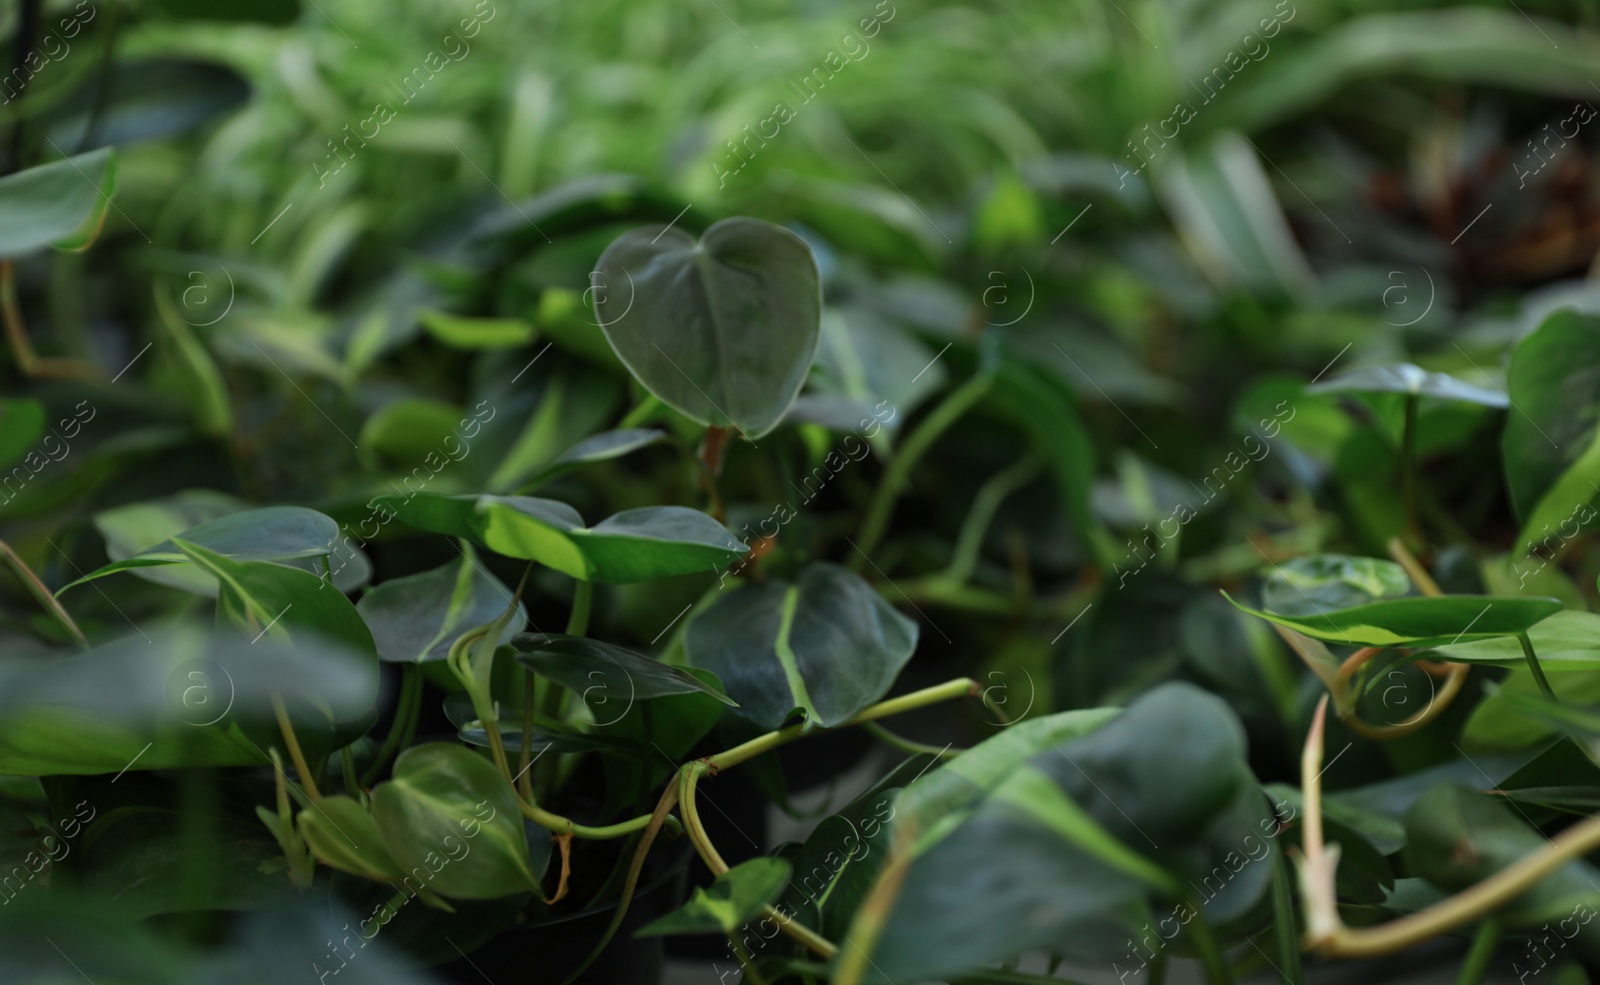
[0, 148, 117, 258]
[593, 217, 821, 439]
[685, 563, 917, 729]
[1261, 554, 1411, 616]
[373, 492, 745, 583]
[637, 856, 791, 937]
[358, 547, 526, 663]
[370, 743, 541, 899]
[64, 505, 341, 593]
[1309, 363, 1507, 406]
[511, 633, 735, 706]
[1223, 591, 1563, 647]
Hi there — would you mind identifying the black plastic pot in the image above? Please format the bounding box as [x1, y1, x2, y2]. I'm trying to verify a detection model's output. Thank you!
[435, 843, 692, 985]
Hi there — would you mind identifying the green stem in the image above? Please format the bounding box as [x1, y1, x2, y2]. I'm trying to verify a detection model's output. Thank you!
[709, 677, 979, 772]
[852, 373, 995, 570]
[1518, 631, 1557, 702]
[861, 721, 962, 760]
[518, 799, 679, 840]
[1186, 906, 1235, 985]
[362, 663, 420, 785]
[0, 540, 88, 647]
[727, 932, 772, 985]
[617, 393, 661, 429]
[1454, 917, 1499, 985]
[943, 455, 1041, 586]
[566, 579, 593, 637]
[783, 962, 1094, 985]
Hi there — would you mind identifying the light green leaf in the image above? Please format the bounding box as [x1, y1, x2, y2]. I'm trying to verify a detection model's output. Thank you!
[1309, 363, 1507, 406]
[637, 857, 791, 936]
[1261, 554, 1411, 617]
[418, 309, 534, 350]
[1223, 591, 1563, 648]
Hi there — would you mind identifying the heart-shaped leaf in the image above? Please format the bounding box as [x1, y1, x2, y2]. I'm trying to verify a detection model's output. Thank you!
[373, 492, 746, 583]
[1223, 591, 1563, 647]
[1261, 554, 1411, 616]
[637, 856, 791, 937]
[370, 744, 541, 900]
[1309, 362, 1508, 406]
[685, 563, 917, 730]
[593, 216, 821, 439]
[64, 505, 341, 593]
[511, 634, 736, 706]
[358, 546, 526, 663]
[0, 148, 117, 258]
[0, 626, 374, 776]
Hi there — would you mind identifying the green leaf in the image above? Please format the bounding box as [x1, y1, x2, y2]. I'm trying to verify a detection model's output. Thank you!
[0, 626, 374, 775]
[0, 399, 44, 470]
[1261, 554, 1412, 616]
[1309, 363, 1507, 406]
[511, 634, 736, 706]
[0, 148, 117, 258]
[593, 216, 821, 439]
[418, 309, 535, 350]
[64, 505, 341, 593]
[358, 398, 467, 469]
[373, 492, 746, 583]
[370, 743, 541, 899]
[1464, 672, 1600, 751]
[685, 563, 917, 730]
[518, 428, 667, 489]
[637, 856, 791, 936]
[298, 795, 403, 882]
[358, 546, 526, 663]
[91, 494, 368, 596]
[858, 684, 1278, 982]
[1504, 310, 1600, 550]
[1431, 610, 1600, 671]
[1222, 591, 1563, 647]
[1406, 784, 1600, 928]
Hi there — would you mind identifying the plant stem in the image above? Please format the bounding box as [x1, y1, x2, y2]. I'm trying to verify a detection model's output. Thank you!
[1300, 695, 1600, 956]
[618, 393, 662, 429]
[1455, 917, 1499, 985]
[727, 932, 771, 985]
[679, 763, 727, 874]
[362, 663, 419, 785]
[708, 677, 980, 772]
[273, 695, 321, 802]
[852, 373, 995, 570]
[517, 799, 680, 840]
[861, 721, 962, 759]
[0, 540, 88, 647]
[566, 579, 593, 636]
[1518, 631, 1557, 702]
[1186, 907, 1236, 985]
[942, 455, 1040, 586]
[519, 669, 536, 800]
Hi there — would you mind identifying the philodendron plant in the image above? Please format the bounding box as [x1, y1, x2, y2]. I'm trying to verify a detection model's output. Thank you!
[10, 208, 1600, 985]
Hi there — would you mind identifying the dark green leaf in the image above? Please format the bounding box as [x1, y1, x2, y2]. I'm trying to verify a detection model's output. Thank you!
[358, 547, 526, 663]
[1503, 310, 1600, 552]
[685, 563, 917, 729]
[0, 399, 44, 470]
[594, 217, 821, 439]
[511, 633, 736, 706]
